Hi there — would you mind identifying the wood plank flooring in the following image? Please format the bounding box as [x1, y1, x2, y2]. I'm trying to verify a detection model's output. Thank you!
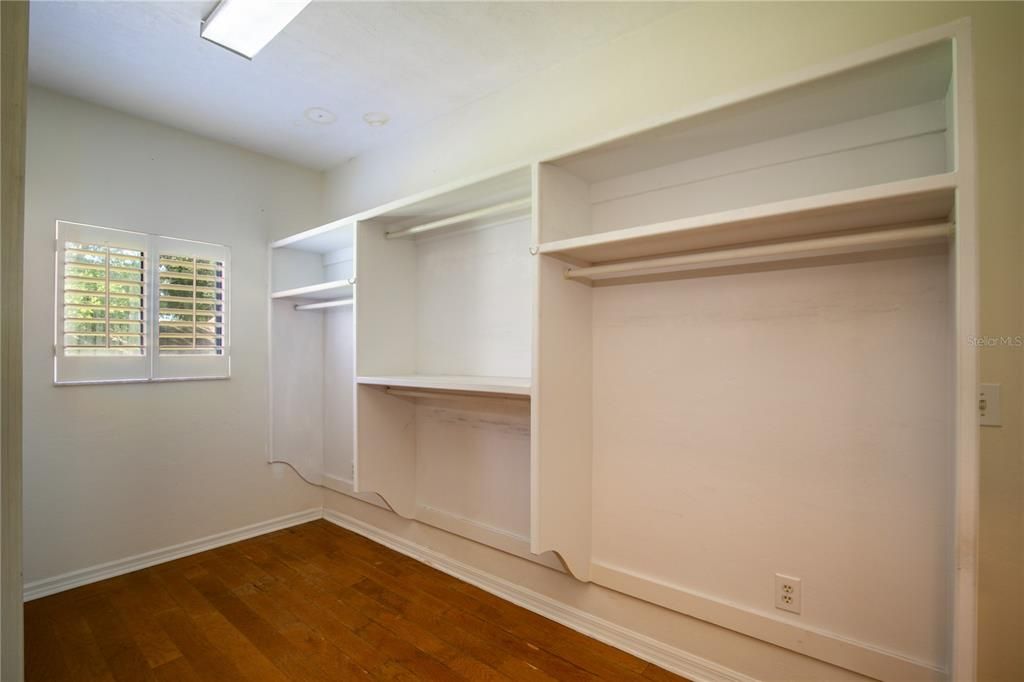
[25, 520, 688, 681]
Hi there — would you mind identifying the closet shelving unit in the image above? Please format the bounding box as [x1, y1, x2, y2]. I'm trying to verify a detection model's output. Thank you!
[270, 168, 556, 567]
[268, 20, 976, 682]
[268, 221, 369, 500]
[533, 22, 975, 682]
[353, 167, 559, 567]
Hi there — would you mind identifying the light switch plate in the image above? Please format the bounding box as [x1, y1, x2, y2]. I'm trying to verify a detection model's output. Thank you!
[979, 383, 1001, 427]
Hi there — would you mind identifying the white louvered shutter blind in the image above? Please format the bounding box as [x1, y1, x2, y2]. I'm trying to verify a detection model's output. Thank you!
[55, 222, 230, 384]
[56, 221, 150, 382]
[152, 236, 230, 380]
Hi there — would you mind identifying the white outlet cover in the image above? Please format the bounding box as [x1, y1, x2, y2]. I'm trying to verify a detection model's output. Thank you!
[980, 383, 1002, 427]
[775, 574, 802, 614]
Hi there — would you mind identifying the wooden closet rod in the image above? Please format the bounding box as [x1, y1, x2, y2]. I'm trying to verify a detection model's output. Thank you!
[564, 222, 953, 283]
[294, 298, 354, 311]
[385, 197, 531, 240]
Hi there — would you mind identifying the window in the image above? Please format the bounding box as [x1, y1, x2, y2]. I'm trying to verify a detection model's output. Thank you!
[55, 221, 230, 384]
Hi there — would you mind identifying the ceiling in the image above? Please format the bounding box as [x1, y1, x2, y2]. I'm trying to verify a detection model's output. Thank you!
[28, 1, 680, 170]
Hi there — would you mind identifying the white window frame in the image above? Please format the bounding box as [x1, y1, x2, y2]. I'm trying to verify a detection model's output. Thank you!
[54, 220, 231, 385]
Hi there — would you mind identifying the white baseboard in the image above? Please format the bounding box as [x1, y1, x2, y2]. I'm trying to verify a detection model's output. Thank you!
[322, 508, 755, 682]
[23, 507, 322, 601]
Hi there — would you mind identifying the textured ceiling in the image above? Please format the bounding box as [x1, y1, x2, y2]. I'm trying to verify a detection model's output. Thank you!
[29, 1, 680, 170]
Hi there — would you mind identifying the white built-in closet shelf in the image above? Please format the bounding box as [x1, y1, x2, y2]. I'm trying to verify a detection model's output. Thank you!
[357, 375, 531, 397]
[539, 173, 956, 264]
[271, 279, 354, 301]
[271, 219, 354, 254]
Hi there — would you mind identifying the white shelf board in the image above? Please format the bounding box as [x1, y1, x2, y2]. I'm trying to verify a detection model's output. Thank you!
[271, 219, 354, 254]
[538, 173, 957, 264]
[271, 279, 354, 301]
[357, 375, 531, 397]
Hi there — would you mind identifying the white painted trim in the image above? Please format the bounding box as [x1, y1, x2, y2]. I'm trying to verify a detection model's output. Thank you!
[322, 508, 756, 682]
[590, 561, 945, 682]
[23, 508, 322, 601]
[949, 19, 979, 681]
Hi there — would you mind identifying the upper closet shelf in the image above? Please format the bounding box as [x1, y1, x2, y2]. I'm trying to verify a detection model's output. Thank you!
[539, 173, 956, 265]
[271, 279, 354, 301]
[357, 375, 531, 397]
[271, 219, 354, 254]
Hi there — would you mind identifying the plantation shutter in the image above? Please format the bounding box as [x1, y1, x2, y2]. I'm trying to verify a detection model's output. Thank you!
[54, 222, 230, 384]
[152, 236, 230, 380]
[56, 221, 150, 383]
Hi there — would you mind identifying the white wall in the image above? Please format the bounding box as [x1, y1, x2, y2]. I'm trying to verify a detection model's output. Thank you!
[322, 3, 1023, 680]
[590, 253, 953, 666]
[22, 87, 324, 586]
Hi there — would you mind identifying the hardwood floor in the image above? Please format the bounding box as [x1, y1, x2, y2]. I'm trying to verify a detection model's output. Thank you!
[25, 520, 688, 681]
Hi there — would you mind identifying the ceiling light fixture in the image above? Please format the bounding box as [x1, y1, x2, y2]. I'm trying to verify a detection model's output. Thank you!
[201, 0, 312, 60]
[363, 112, 390, 127]
[305, 107, 336, 124]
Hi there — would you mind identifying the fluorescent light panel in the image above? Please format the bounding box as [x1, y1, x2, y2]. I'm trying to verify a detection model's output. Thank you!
[201, 0, 312, 59]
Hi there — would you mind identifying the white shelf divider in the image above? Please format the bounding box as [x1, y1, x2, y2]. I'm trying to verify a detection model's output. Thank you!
[271, 219, 354, 254]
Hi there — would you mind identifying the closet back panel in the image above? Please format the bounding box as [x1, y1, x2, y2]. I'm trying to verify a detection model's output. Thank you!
[273, 248, 327, 292]
[356, 221, 418, 376]
[590, 108, 949, 235]
[271, 300, 325, 483]
[415, 217, 533, 377]
[589, 251, 953, 666]
[324, 306, 354, 483]
[414, 399, 532, 538]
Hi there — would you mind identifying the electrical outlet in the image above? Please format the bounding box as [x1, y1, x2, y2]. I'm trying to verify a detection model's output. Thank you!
[775, 574, 801, 614]
[979, 383, 1002, 427]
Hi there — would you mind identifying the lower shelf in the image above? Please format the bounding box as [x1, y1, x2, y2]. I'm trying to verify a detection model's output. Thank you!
[356, 374, 531, 397]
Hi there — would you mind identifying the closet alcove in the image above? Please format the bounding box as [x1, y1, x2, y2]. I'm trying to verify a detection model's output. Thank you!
[269, 20, 976, 682]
